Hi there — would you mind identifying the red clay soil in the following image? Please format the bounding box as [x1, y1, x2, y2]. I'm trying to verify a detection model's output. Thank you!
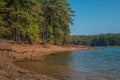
[0, 41, 92, 80]
[0, 42, 92, 61]
[0, 54, 59, 80]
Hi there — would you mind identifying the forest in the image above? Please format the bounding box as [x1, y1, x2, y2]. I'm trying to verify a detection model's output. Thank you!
[0, 0, 74, 44]
[71, 33, 120, 46]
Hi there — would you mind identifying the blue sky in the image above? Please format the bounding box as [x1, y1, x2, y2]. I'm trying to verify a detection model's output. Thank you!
[68, 0, 120, 35]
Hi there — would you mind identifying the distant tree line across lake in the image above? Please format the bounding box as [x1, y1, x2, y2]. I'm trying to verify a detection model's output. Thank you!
[0, 0, 74, 44]
[71, 33, 120, 46]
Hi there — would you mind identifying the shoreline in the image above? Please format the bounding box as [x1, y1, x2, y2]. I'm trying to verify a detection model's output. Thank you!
[1, 44, 92, 61]
[0, 44, 92, 80]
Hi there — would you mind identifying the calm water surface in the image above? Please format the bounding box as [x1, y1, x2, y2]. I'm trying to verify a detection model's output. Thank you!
[15, 47, 120, 80]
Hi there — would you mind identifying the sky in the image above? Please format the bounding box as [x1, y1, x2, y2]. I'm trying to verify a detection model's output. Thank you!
[68, 0, 120, 35]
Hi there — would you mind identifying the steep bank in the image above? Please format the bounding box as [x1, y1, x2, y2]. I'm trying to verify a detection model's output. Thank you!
[0, 43, 92, 80]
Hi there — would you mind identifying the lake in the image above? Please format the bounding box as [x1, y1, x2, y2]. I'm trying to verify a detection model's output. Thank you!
[15, 47, 120, 80]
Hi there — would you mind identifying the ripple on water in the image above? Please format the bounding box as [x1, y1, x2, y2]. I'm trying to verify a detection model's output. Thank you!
[15, 47, 120, 80]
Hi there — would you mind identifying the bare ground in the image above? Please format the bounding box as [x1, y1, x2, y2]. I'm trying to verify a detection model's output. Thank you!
[0, 41, 92, 80]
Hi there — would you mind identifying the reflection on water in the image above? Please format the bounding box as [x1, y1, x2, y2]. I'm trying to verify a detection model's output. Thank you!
[15, 47, 120, 80]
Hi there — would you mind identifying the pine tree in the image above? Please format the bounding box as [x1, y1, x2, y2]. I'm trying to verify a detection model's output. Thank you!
[0, 0, 74, 44]
[39, 0, 74, 44]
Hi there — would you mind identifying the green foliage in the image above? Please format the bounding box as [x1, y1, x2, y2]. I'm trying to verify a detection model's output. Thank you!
[25, 23, 40, 42]
[71, 33, 120, 46]
[0, 27, 11, 39]
[0, 0, 74, 44]
[0, 0, 6, 12]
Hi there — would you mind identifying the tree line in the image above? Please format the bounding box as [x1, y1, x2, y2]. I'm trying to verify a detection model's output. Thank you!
[0, 0, 74, 44]
[71, 33, 120, 46]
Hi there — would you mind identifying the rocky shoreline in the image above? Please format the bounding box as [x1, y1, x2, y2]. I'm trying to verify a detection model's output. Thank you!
[0, 42, 92, 80]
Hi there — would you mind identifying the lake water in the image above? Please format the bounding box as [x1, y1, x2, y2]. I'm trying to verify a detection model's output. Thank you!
[15, 47, 120, 80]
